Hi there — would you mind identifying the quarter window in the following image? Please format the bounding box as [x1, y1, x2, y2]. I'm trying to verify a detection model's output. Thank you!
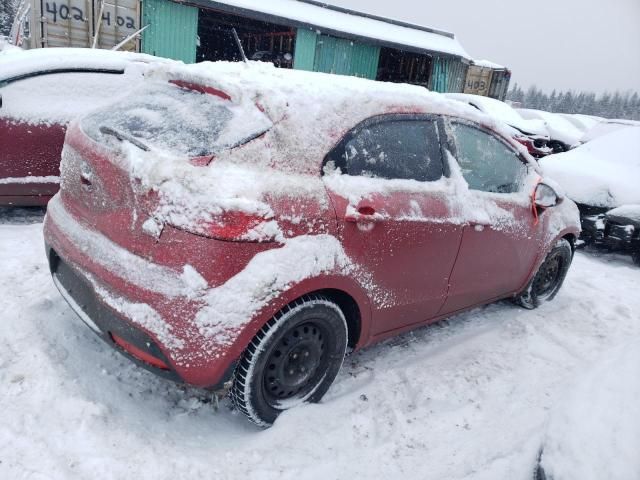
[338, 120, 444, 182]
[450, 123, 527, 193]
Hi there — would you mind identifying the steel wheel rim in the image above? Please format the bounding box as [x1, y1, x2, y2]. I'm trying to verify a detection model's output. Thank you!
[262, 321, 328, 404]
[533, 251, 563, 297]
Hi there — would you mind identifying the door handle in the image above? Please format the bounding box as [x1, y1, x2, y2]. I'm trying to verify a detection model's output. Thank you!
[345, 205, 379, 223]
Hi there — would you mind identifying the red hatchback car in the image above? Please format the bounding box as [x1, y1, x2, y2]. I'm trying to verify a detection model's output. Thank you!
[44, 62, 580, 426]
[0, 48, 169, 206]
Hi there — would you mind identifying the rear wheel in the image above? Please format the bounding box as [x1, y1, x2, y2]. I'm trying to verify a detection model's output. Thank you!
[514, 238, 573, 309]
[230, 294, 347, 426]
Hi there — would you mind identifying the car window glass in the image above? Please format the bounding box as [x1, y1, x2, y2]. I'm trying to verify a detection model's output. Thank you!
[0, 71, 133, 124]
[341, 120, 443, 182]
[450, 122, 527, 193]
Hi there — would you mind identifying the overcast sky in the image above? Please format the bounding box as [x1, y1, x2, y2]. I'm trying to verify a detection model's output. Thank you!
[331, 0, 640, 94]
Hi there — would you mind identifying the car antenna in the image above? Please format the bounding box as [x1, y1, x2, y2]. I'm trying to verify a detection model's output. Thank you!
[231, 28, 248, 63]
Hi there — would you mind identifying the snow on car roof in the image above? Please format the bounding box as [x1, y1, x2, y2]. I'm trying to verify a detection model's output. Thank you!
[540, 127, 640, 208]
[195, 0, 471, 59]
[139, 60, 526, 173]
[0, 47, 174, 82]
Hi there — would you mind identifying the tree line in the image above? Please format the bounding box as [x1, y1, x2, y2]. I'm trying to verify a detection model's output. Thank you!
[507, 84, 640, 121]
[0, 0, 20, 37]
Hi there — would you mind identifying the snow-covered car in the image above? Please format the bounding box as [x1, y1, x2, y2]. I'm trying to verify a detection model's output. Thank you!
[43, 61, 580, 426]
[0, 47, 172, 206]
[557, 113, 601, 134]
[540, 127, 640, 264]
[579, 118, 640, 144]
[517, 109, 584, 153]
[534, 340, 640, 480]
[580, 205, 640, 265]
[445, 93, 552, 158]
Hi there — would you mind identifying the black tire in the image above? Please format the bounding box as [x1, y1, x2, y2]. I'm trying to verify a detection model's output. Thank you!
[230, 294, 348, 426]
[514, 238, 573, 309]
[632, 250, 640, 267]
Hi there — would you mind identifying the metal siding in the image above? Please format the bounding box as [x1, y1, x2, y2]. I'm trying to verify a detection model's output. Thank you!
[293, 28, 317, 71]
[311, 34, 379, 79]
[351, 41, 380, 79]
[429, 57, 447, 92]
[142, 0, 198, 63]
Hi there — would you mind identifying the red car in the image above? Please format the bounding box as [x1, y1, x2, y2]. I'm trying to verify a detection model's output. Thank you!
[44, 62, 581, 426]
[0, 48, 169, 206]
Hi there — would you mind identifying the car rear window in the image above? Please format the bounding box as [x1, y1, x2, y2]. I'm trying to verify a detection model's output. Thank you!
[81, 81, 272, 158]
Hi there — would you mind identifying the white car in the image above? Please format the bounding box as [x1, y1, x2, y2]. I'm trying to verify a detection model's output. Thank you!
[517, 108, 584, 152]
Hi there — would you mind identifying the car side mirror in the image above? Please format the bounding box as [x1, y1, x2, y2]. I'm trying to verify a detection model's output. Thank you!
[534, 182, 559, 208]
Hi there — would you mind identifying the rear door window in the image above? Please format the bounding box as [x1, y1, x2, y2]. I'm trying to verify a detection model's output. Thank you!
[450, 122, 527, 193]
[335, 119, 444, 182]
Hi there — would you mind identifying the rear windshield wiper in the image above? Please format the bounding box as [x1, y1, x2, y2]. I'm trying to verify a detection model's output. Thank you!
[99, 126, 150, 152]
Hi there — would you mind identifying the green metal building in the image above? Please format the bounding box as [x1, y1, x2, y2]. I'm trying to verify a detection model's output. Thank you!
[140, 0, 475, 93]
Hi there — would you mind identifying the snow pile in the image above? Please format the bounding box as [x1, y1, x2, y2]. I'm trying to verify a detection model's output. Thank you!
[540, 127, 640, 207]
[517, 108, 584, 146]
[539, 340, 640, 480]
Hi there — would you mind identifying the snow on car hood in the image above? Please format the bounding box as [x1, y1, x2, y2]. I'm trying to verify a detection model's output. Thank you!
[518, 109, 584, 146]
[540, 127, 640, 208]
[539, 340, 640, 480]
[444, 94, 549, 137]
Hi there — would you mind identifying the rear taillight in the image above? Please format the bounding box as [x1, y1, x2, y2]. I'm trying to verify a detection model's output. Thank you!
[168, 211, 279, 242]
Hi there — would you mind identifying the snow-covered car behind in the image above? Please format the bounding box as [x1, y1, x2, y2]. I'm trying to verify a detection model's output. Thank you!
[535, 340, 640, 480]
[540, 127, 640, 210]
[579, 118, 640, 144]
[540, 127, 640, 264]
[444, 93, 552, 157]
[0, 47, 174, 206]
[517, 108, 584, 152]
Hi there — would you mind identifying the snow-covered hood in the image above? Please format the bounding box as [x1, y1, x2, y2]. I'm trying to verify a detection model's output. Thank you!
[540, 127, 640, 208]
[444, 93, 549, 138]
[518, 109, 583, 147]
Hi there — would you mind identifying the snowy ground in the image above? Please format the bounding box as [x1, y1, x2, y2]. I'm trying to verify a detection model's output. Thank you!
[1, 207, 638, 480]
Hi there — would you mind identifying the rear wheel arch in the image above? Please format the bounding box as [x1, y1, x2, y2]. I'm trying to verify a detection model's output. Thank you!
[309, 288, 362, 350]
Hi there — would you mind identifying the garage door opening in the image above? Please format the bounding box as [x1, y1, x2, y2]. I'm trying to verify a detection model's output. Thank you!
[197, 9, 295, 68]
[376, 46, 432, 87]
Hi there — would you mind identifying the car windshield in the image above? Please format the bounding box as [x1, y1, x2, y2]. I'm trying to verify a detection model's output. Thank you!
[81, 81, 273, 158]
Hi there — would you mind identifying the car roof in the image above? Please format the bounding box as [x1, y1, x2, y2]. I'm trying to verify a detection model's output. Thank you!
[134, 61, 533, 174]
[0, 47, 176, 82]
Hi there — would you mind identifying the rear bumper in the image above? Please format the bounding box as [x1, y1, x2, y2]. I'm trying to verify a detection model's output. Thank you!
[43, 196, 239, 390]
[47, 247, 183, 382]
